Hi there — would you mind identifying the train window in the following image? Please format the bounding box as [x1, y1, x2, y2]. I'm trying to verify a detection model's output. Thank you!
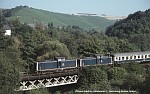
[149, 55, 150, 57]
[138, 56, 140, 58]
[119, 57, 121, 60]
[116, 57, 118, 60]
[145, 55, 147, 58]
[130, 56, 132, 59]
[141, 55, 143, 58]
[122, 57, 124, 60]
[134, 56, 136, 59]
[126, 57, 128, 60]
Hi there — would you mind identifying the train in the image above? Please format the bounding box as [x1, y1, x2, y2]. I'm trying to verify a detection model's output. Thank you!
[35, 51, 150, 72]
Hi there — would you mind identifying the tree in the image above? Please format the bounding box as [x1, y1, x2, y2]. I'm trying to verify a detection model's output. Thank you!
[78, 39, 98, 57]
[78, 66, 110, 90]
[121, 63, 145, 91]
[140, 73, 150, 94]
[0, 38, 24, 94]
[25, 88, 50, 94]
[36, 40, 70, 61]
[121, 63, 145, 75]
[123, 73, 143, 90]
[105, 9, 150, 51]
[48, 22, 54, 29]
[139, 66, 150, 94]
[35, 22, 45, 30]
[107, 67, 127, 88]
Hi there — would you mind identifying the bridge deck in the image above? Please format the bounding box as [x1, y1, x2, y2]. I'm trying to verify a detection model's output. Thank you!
[17, 68, 80, 91]
[20, 67, 80, 81]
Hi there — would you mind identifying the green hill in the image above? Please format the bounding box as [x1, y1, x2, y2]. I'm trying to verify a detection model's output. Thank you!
[3, 6, 115, 30]
[105, 9, 150, 51]
[105, 9, 150, 38]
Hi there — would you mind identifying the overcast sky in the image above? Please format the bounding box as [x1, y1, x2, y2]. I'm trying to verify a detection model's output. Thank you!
[1, 0, 150, 16]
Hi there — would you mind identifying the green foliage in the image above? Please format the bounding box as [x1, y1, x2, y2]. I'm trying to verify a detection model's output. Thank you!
[3, 5, 28, 17]
[121, 63, 145, 75]
[120, 63, 145, 91]
[25, 88, 50, 94]
[129, 34, 150, 51]
[78, 39, 101, 57]
[0, 37, 24, 94]
[105, 9, 150, 51]
[36, 40, 70, 61]
[107, 67, 128, 90]
[104, 37, 138, 53]
[0, 52, 19, 94]
[79, 66, 110, 90]
[108, 67, 127, 87]
[6, 18, 139, 69]
[1, 9, 149, 93]
[53, 91, 61, 94]
[123, 73, 142, 90]
[106, 9, 150, 38]
[78, 63, 146, 93]
[140, 72, 150, 94]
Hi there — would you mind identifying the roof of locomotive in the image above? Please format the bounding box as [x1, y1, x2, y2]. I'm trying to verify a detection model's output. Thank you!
[111, 51, 150, 57]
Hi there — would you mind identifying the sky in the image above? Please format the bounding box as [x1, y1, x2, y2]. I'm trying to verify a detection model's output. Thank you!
[1, 0, 150, 16]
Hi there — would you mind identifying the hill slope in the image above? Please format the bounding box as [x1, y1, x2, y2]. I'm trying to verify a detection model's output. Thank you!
[105, 9, 150, 51]
[105, 9, 150, 37]
[4, 6, 115, 30]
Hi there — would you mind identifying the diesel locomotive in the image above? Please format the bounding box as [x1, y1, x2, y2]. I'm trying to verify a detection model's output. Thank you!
[35, 51, 150, 72]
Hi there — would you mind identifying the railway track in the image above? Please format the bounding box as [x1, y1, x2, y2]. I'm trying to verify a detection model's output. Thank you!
[20, 67, 80, 81]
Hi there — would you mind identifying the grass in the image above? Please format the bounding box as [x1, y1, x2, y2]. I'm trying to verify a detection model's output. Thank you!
[7, 7, 115, 31]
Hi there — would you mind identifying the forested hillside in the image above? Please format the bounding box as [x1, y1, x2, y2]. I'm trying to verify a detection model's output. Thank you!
[1, 7, 150, 94]
[3, 6, 115, 31]
[105, 9, 150, 51]
[0, 13, 138, 93]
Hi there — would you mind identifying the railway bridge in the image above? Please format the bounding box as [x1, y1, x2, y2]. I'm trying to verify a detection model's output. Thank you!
[17, 68, 80, 91]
